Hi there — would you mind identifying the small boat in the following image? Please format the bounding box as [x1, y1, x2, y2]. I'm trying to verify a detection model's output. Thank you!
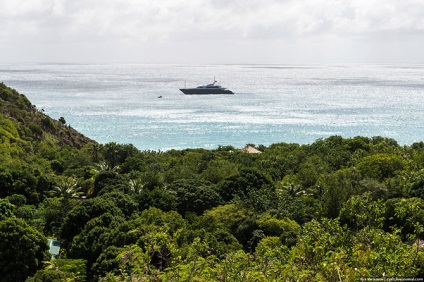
[180, 77, 234, 95]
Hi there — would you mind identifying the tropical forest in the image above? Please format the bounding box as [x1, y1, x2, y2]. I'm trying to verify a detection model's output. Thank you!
[1, 82, 423, 281]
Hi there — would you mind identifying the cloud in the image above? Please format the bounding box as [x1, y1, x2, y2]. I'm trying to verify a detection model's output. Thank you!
[1, 0, 424, 63]
[2, 0, 424, 39]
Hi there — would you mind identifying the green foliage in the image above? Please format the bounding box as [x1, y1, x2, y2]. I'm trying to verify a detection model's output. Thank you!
[204, 203, 250, 232]
[183, 214, 243, 257]
[200, 158, 238, 183]
[8, 193, 27, 206]
[68, 213, 125, 273]
[0, 114, 20, 140]
[169, 179, 222, 215]
[0, 198, 15, 219]
[317, 168, 362, 218]
[102, 142, 139, 171]
[2, 84, 424, 281]
[218, 168, 274, 201]
[93, 171, 128, 196]
[60, 198, 125, 245]
[28, 123, 43, 137]
[58, 116, 66, 125]
[218, 168, 277, 212]
[98, 191, 139, 218]
[358, 153, 406, 181]
[136, 187, 177, 211]
[50, 160, 64, 173]
[388, 197, 424, 237]
[256, 213, 300, 246]
[0, 218, 49, 281]
[26, 269, 73, 282]
[410, 169, 424, 199]
[352, 227, 419, 277]
[292, 218, 348, 271]
[297, 155, 330, 188]
[38, 197, 63, 235]
[339, 192, 385, 230]
[28, 259, 87, 282]
[234, 216, 260, 249]
[138, 207, 187, 234]
[92, 246, 123, 278]
[50, 176, 83, 201]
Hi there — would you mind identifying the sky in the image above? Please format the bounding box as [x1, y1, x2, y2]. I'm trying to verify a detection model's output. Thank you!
[1, 0, 424, 64]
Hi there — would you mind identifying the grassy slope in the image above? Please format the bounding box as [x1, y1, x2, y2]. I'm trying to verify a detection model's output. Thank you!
[0, 82, 95, 150]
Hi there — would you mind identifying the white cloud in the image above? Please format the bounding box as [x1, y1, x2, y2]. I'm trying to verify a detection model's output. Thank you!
[1, 0, 424, 63]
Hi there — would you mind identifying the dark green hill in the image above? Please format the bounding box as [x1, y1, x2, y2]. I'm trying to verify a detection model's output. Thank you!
[0, 82, 95, 149]
[0, 82, 97, 203]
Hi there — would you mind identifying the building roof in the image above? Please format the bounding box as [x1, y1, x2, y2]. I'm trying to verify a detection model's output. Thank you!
[240, 146, 262, 154]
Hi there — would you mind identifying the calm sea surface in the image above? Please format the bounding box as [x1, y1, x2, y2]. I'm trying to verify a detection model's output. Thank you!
[1, 64, 423, 150]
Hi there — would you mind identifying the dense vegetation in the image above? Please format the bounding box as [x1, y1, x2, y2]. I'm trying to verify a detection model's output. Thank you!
[1, 82, 423, 281]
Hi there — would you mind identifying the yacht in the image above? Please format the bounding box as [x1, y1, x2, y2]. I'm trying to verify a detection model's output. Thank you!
[180, 78, 234, 95]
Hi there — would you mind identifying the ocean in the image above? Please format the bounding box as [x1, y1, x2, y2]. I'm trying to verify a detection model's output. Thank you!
[1, 63, 423, 150]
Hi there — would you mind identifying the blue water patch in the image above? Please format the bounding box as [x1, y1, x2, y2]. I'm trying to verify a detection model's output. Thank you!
[1, 63, 423, 150]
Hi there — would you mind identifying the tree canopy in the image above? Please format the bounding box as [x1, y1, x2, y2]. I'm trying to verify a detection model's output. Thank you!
[1, 82, 423, 280]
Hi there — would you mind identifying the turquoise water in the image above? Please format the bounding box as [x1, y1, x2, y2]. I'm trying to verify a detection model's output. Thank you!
[1, 64, 423, 150]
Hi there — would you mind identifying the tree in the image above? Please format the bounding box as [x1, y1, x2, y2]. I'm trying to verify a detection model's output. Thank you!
[68, 213, 125, 279]
[256, 213, 300, 246]
[317, 168, 361, 218]
[184, 214, 243, 256]
[128, 174, 144, 194]
[357, 153, 405, 181]
[50, 176, 83, 208]
[169, 179, 222, 215]
[92, 171, 128, 196]
[39, 197, 63, 236]
[60, 198, 124, 245]
[0, 218, 49, 281]
[99, 191, 139, 218]
[351, 227, 420, 277]
[204, 204, 250, 233]
[136, 187, 177, 212]
[102, 142, 139, 171]
[220, 168, 274, 197]
[217, 168, 275, 211]
[296, 155, 330, 188]
[200, 159, 238, 184]
[290, 218, 351, 280]
[410, 170, 424, 199]
[59, 116, 66, 125]
[27, 259, 86, 282]
[0, 198, 15, 220]
[339, 192, 385, 231]
[92, 246, 123, 279]
[392, 197, 424, 238]
[280, 181, 305, 197]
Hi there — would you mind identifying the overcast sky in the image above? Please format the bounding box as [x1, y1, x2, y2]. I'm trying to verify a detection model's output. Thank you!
[1, 0, 424, 64]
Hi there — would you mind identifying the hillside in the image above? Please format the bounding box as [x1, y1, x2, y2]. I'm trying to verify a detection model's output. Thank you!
[0, 82, 423, 281]
[0, 82, 95, 150]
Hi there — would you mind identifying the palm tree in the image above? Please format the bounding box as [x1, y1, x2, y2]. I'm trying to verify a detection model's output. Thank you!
[282, 182, 304, 197]
[94, 161, 120, 173]
[88, 143, 102, 163]
[50, 176, 83, 204]
[129, 177, 144, 194]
